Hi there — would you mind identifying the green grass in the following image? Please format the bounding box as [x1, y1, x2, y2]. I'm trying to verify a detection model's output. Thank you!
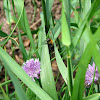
[0, 0, 100, 100]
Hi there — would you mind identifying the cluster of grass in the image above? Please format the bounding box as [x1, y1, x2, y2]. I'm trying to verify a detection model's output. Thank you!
[0, 0, 100, 100]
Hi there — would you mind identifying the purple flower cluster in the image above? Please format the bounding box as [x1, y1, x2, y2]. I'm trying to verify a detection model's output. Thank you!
[22, 58, 41, 81]
[85, 62, 100, 87]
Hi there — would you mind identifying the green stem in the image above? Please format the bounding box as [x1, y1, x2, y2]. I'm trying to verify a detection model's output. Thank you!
[0, 80, 12, 86]
[5, 69, 9, 95]
[51, 49, 67, 62]
[55, 71, 60, 84]
[67, 46, 73, 96]
[2, 4, 24, 48]
[41, 0, 49, 34]
[32, 0, 37, 24]
[0, 85, 10, 100]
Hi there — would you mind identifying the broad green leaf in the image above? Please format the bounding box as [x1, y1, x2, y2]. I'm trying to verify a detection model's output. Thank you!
[5, 67, 28, 100]
[3, 0, 12, 24]
[93, 26, 100, 42]
[83, 93, 100, 100]
[71, 43, 92, 100]
[82, 26, 100, 73]
[80, 25, 91, 55]
[63, 0, 71, 26]
[54, 41, 73, 96]
[83, 0, 91, 18]
[45, 0, 54, 11]
[0, 47, 53, 100]
[72, 24, 100, 99]
[61, 3, 71, 46]
[53, 19, 61, 40]
[40, 33, 58, 100]
[40, 13, 58, 100]
[54, 43, 68, 84]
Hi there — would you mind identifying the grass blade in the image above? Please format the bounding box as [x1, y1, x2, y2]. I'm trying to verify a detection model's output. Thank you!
[54, 43, 68, 84]
[38, 29, 42, 57]
[40, 13, 58, 100]
[0, 47, 53, 100]
[61, 3, 71, 46]
[14, 0, 39, 57]
[0, 85, 10, 100]
[18, 30, 29, 61]
[71, 43, 92, 100]
[92, 44, 100, 73]
[63, 0, 71, 27]
[5, 68, 28, 100]
[53, 19, 61, 40]
[72, 0, 100, 47]
[83, 0, 91, 18]
[3, 0, 12, 24]
[83, 93, 100, 100]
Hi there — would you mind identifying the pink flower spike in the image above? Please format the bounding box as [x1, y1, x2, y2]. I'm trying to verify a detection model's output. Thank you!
[22, 58, 41, 81]
[85, 62, 100, 87]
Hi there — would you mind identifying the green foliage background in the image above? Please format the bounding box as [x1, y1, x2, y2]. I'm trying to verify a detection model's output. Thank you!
[0, 0, 100, 100]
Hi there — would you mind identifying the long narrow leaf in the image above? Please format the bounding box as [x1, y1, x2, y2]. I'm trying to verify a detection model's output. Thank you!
[3, 0, 12, 24]
[92, 44, 100, 73]
[83, 93, 100, 100]
[5, 68, 28, 100]
[14, 0, 39, 57]
[53, 19, 61, 40]
[0, 47, 53, 100]
[71, 43, 92, 100]
[54, 43, 68, 84]
[40, 13, 58, 100]
[18, 30, 28, 61]
[0, 85, 10, 100]
[72, 0, 100, 47]
[38, 29, 42, 57]
[83, 0, 91, 18]
[61, 3, 71, 46]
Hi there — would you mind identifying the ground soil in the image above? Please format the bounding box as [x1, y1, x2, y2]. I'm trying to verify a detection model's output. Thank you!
[0, 0, 64, 93]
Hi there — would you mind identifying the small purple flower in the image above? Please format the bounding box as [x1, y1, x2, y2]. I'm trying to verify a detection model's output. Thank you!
[85, 62, 100, 87]
[22, 58, 41, 81]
